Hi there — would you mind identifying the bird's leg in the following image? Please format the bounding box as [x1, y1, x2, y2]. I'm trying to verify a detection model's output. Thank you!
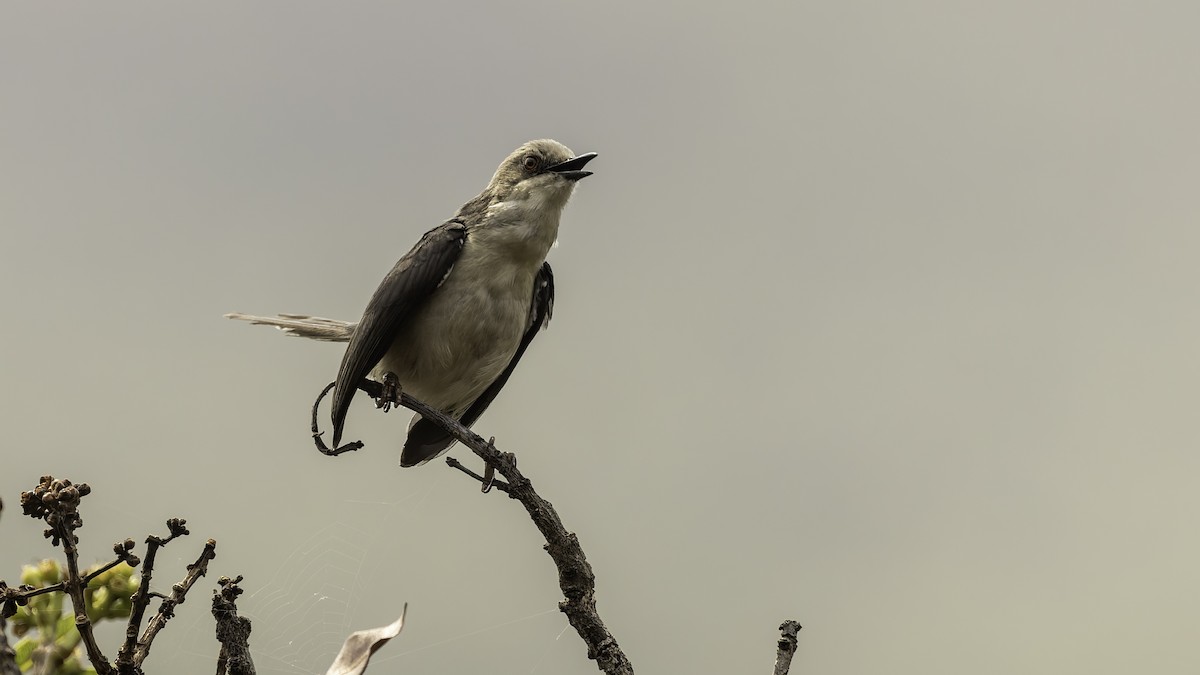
[374, 372, 403, 412]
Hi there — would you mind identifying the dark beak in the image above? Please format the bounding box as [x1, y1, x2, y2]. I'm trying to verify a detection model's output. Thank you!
[547, 152, 597, 181]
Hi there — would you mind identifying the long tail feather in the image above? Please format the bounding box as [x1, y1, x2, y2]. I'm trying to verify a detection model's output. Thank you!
[224, 312, 356, 342]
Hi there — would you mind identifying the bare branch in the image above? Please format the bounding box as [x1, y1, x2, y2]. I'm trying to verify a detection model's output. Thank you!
[116, 518, 201, 673]
[83, 539, 140, 586]
[18, 477, 113, 674]
[133, 538, 217, 667]
[380, 391, 635, 675]
[445, 456, 511, 494]
[311, 381, 364, 455]
[773, 620, 802, 675]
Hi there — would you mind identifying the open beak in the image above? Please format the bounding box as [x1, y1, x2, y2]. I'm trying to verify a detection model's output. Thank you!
[547, 152, 598, 181]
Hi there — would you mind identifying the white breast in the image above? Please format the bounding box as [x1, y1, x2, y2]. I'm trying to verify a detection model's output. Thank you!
[372, 228, 545, 416]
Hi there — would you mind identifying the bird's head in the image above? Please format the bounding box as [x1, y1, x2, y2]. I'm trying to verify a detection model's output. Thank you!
[484, 139, 598, 208]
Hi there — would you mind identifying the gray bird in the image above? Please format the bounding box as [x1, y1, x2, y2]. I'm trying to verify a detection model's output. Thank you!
[227, 139, 596, 466]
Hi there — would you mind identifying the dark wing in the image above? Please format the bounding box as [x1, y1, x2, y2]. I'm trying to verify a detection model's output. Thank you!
[399, 262, 555, 467]
[331, 221, 467, 448]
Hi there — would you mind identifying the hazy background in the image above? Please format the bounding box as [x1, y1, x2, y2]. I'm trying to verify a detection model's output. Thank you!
[3, 2, 1198, 673]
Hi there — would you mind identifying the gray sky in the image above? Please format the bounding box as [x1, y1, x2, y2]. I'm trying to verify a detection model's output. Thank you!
[3, 2, 1199, 674]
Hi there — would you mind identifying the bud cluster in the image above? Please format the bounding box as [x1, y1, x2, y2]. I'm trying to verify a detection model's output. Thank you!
[19, 476, 92, 545]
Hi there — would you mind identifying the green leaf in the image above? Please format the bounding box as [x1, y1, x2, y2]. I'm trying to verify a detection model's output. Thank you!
[13, 635, 35, 669]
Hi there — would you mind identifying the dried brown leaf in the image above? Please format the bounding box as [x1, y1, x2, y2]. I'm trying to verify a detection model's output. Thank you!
[324, 604, 407, 675]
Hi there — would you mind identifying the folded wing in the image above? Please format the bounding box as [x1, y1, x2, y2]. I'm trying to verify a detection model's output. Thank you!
[331, 221, 468, 448]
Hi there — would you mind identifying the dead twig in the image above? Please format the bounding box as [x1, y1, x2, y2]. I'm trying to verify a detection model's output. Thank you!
[213, 576, 255, 675]
[445, 456, 511, 494]
[116, 518, 203, 673]
[311, 382, 364, 455]
[131, 537, 217, 667]
[773, 620, 802, 675]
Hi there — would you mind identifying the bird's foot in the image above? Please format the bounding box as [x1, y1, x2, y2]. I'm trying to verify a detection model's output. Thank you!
[374, 372, 402, 412]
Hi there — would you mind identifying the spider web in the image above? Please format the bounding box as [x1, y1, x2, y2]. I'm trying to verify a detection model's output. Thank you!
[234, 473, 448, 674]
[162, 472, 578, 674]
[245, 522, 371, 675]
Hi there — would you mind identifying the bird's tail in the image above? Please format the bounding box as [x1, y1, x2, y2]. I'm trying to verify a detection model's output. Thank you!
[224, 312, 356, 343]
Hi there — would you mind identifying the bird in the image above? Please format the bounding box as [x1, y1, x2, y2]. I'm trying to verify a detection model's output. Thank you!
[227, 139, 596, 466]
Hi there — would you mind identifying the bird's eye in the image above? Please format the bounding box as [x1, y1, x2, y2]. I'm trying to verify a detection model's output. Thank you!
[522, 155, 540, 172]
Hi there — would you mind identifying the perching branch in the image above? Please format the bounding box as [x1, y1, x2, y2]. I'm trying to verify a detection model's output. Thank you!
[773, 620, 802, 675]
[441, 445, 634, 675]
[316, 382, 804, 674]
[316, 381, 634, 675]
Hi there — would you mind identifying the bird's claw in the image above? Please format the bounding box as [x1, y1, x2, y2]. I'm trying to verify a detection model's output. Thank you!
[481, 462, 496, 493]
[375, 372, 402, 412]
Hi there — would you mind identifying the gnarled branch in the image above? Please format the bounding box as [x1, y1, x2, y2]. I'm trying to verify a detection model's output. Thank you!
[328, 387, 634, 675]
